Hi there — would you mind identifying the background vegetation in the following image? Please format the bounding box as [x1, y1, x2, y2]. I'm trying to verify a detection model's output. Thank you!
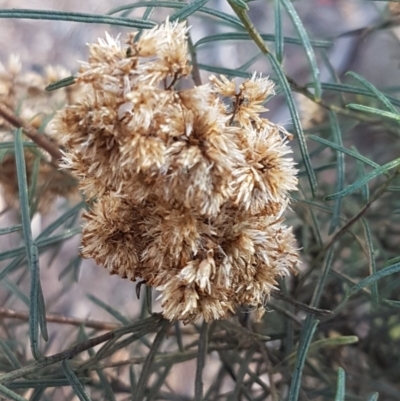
[0, 0, 400, 400]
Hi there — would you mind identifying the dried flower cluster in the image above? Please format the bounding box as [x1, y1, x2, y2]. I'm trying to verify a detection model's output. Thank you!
[55, 20, 299, 323]
[0, 56, 79, 212]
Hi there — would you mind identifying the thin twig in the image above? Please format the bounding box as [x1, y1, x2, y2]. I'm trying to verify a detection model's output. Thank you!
[98, 345, 232, 370]
[0, 331, 116, 385]
[134, 319, 171, 401]
[0, 103, 62, 161]
[271, 291, 332, 316]
[0, 307, 121, 331]
[0, 315, 161, 385]
[319, 167, 400, 260]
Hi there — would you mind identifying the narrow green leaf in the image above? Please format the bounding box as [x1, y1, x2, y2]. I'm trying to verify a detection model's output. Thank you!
[2, 278, 29, 305]
[195, 321, 209, 401]
[145, 285, 153, 315]
[134, 0, 157, 41]
[45, 76, 76, 92]
[0, 248, 26, 265]
[347, 104, 400, 121]
[238, 52, 264, 71]
[324, 158, 400, 201]
[386, 185, 400, 192]
[349, 261, 400, 296]
[361, 218, 379, 305]
[268, 53, 317, 196]
[134, 320, 170, 401]
[320, 50, 341, 85]
[280, 0, 321, 99]
[0, 141, 37, 149]
[87, 294, 130, 325]
[328, 112, 345, 234]
[0, 225, 22, 236]
[28, 387, 45, 401]
[0, 340, 22, 369]
[298, 162, 336, 176]
[28, 154, 40, 215]
[318, 82, 400, 108]
[107, 2, 243, 28]
[14, 128, 33, 260]
[92, 337, 120, 363]
[8, 378, 90, 389]
[0, 384, 28, 401]
[347, 71, 399, 116]
[14, 128, 46, 359]
[28, 245, 42, 360]
[310, 247, 335, 308]
[37, 277, 48, 342]
[147, 365, 173, 401]
[194, 33, 332, 49]
[170, 0, 209, 21]
[198, 63, 250, 78]
[274, 0, 284, 63]
[58, 255, 82, 283]
[175, 322, 184, 352]
[320, 50, 346, 106]
[385, 255, 400, 267]
[308, 135, 380, 169]
[368, 393, 379, 401]
[95, 369, 116, 401]
[353, 146, 370, 203]
[62, 359, 92, 401]
[287, 318, 319, 401]
[39, 201, 85, 239]
[34, 227, 81, 249]
[0, 250, 25, 284]
[0, 9, 155, 29]
[293, 197, 334, 215]
[309, 205, 323, 249]
[130, 366, 136, 396]
[334, 367, 346, 401]
[95, 329, 153, 362]
[383, 299, 400, 308]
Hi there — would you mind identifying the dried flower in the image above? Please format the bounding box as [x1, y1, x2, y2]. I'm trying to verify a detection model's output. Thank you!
[55, 20, 299, 323]
[0, 56, 80, 212]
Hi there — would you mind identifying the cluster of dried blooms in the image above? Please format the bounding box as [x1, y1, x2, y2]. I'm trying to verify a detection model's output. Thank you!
[54, 20, 299, 323]
[0, 56, 79, 212]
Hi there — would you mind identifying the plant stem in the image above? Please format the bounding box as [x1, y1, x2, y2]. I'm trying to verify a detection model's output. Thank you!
[0, 103, 62, 161]
[0, 307, 122, 331]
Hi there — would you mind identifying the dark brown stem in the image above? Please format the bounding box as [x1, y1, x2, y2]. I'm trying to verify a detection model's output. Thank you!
[0, 331, 116, 384]
[166, 73, 179, 90]
[0, 307, 121, 331]
[321, 167, 400, 257]
[0, 103, 63, 161]
[0, 315, 162, 385]
[271, 291, 332, 317]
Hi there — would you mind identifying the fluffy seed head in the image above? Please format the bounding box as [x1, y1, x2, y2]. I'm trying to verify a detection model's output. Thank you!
[54, 21, 300, 323]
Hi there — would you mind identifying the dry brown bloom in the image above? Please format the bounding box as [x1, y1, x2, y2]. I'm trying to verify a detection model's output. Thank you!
[54, 20, 300, 323]
[0, 55, 80, 212]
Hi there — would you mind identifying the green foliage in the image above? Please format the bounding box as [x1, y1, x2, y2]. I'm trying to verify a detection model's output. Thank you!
[0, 1, 400, 401]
